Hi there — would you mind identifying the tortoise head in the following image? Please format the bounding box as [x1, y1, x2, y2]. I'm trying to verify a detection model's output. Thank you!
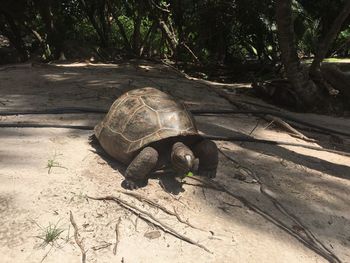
[171, 142, 195, 174]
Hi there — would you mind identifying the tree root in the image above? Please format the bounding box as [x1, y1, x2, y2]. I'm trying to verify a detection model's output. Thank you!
[69, 211, 87, 263]
[120, 191, 206, 232]
[1, 106, 350, 138]
[264, 114, 314, 142]
[87, 195, 212, 253]
[91, 242, 112, 251]
[186, 175, 341, 263]
[113, 217, 121, 255]
[321, 64, 350, 99]
[160, 61, 350, 138]
[206, 87, 350, 137]
[192, 149, 342, 263]
[1, 120, 349, 156]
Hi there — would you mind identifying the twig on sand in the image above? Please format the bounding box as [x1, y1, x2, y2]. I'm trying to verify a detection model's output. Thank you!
[264, 114, 315, 142]
[113, 217, 122, 255]
[40, 245, 54, 263]
[91, 242, 112, 251]
[120, 191, 205, 231]
[69, 211, 87, 263]
[87, 195, 212, 253]
[186, 173, 341, 263]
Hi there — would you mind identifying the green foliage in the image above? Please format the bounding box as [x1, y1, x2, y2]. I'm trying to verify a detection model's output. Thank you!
[0, 0, 349, 63]
[46, 153, 67, 174]
[186, 171, 194, 177]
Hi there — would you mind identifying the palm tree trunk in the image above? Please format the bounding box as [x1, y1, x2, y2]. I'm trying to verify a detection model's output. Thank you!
[275, 0, 319, 108]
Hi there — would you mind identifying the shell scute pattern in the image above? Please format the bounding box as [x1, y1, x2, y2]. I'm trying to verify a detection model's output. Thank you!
[123, 106, 160, 141]
[108, 96, 144, 133]
[95, 87, 199, 163]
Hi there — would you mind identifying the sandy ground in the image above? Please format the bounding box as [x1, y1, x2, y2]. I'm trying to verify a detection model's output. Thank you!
[0, 61, 350, 263]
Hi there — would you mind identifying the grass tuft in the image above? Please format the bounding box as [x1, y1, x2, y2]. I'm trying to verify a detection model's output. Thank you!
[36, 222, 65, 248]
[46, 152, 67, 174]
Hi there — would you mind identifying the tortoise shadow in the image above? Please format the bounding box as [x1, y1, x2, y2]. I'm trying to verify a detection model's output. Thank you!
[88, 134, 185, 194]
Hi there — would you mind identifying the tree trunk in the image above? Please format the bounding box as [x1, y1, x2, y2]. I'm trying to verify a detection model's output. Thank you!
[275, 0, 319, 109]
[132, 15, 142, 55]
[172, 0, 184, 59]
[98, 0, 110, 47]
[310, 0, 350, 75]
[34, 0, 63, 59]
[107, 0, 131, 51]
[114, 18, 131, 51]
[0, 12, 28, 61]
[140, 21, 157, 56]
[79, 0, 108, 47]
[147, 27, 158, 57]
[28, 27, 51, 59]
[158, 18, 178, 53]
[321, 64, 350, 101]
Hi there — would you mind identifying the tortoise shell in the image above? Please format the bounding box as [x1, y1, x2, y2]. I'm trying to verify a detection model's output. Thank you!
[94, 87, 199, 164]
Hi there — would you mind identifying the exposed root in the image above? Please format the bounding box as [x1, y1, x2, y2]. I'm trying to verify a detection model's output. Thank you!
[120, 191, 206, 232]
[87, 195, 212, 254]
[69, 211, 87, 263]
[113, 217, 122, 255]
[91, 242, 112, 251]
[264, 114, 314, 142]
[201, 150, 342, 263]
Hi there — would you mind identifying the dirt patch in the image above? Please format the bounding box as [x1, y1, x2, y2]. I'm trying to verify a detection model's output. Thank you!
[0, 61, 349, 262]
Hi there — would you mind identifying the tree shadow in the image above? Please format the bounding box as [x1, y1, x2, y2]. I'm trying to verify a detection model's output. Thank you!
[189, 142, 350, 262]
[197, 119, 350, 180]
[1, 61, 350, 261]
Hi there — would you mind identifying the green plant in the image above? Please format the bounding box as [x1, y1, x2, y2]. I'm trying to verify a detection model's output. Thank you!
[36, 222, 65, 248]
[46, 153, 67, 174]
[186, 171, 194, 177]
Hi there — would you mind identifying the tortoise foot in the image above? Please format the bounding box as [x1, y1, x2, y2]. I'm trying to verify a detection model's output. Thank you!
[121, 179, 147, 190]
[198, 169, 217, 179]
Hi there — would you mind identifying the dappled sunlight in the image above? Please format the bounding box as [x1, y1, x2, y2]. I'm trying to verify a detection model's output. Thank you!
[0, 61, 349, 262]
[277, 144, 350, 167]
[229, 146, 350, 207]
[0, 127, 91, 172]
[0, 62, 232, 118]
[190, 142, 350, 260]
[2, 0, 350, 260]
[41, 73, 80, 81]
[53, 62, 120, 68]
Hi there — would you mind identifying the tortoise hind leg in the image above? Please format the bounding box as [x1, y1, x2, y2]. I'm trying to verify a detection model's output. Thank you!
[122, 147, 159, 190]
[192, 139, 218, 178]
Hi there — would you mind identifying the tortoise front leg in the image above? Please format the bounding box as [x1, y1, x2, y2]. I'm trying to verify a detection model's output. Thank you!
[192, 139, 218, 178]
[122, 147, 159, 190]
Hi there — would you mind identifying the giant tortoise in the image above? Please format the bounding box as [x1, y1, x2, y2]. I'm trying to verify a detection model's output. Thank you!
[94, 87, 218, 189]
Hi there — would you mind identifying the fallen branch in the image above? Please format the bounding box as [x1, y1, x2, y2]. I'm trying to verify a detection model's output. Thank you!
[2, 106, 350, 138]
[1, 121, 348, 156]
[180, 42, 200, 63]
[121, 191, 206, 232]
[87, 195, 212, 253]
[69, 211, 87, 263]
[161, 61, 350, 138]
[265, 115, 299, 135]
[197, 150, 342, 263]
[264, 114, 315, 142]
